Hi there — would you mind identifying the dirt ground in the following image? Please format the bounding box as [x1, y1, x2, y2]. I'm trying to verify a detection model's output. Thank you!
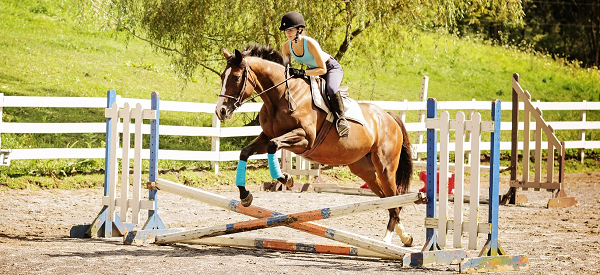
[0, 172, 599, 275]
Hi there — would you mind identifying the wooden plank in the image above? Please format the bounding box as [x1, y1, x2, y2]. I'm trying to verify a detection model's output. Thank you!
[438, 111, 450, 248]
[313, 186, 378, 196]
[119, 103, 132, 221]
[469, 112, 481, 250]
[453, 112, 465, 249]
[8, 148, 104, 159]
[220, 126, 263, 137]
[509, 180, 561, 190]
[107, 102, 120, 236]
[547, 197, 578, 208]
[513, 80, 562, 148]
[459, 255, 530, 273]
[531, 101, 600, 110]
[534, 126, 542, 185]
[2, 96, 106, 108]
[132, 104, 144, 225]
[0, 122, 106, 133]
[159, 125, 220, 137]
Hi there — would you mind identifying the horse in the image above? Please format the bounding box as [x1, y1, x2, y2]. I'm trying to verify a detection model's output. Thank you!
[215, 44, 414, 246]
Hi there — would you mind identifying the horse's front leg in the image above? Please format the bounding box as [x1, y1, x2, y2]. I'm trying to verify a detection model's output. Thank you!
[266, 128, 309, 189]
[236, 133, 270, 207]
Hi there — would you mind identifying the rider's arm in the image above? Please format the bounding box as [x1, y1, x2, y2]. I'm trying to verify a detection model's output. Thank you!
[305, 37, 327, 76]
[281, 41, 292, 67]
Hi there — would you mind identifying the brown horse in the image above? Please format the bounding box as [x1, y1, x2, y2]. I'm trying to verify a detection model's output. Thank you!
[215, 45, 414, 246]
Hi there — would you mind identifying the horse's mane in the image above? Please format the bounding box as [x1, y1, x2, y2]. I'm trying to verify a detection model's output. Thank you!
[242, 43, 284, 65]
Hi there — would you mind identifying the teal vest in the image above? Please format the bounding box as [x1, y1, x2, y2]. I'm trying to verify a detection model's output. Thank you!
[289, 38, 329, 69]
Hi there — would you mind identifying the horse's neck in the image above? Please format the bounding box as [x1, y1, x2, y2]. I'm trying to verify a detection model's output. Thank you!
[252, 59, 310, 112]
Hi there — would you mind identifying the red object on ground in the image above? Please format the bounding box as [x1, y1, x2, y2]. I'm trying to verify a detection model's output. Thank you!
[418, 171, 455, 194]
[359, 183, 370, 189]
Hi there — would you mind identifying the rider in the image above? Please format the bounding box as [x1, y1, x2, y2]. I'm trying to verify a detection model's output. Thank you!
[279, 11, 350, 138]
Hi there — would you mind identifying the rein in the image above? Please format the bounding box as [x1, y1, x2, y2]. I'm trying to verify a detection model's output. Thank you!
[219, 61, 296, 112]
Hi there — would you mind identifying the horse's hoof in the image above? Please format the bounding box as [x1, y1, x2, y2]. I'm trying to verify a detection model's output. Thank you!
[279, 173, 294, 189]
[402, 235, 414, 247]
[240, 192, 253, 207]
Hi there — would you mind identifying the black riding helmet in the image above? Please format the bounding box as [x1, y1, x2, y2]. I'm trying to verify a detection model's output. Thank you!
[279, 11, 305, 31]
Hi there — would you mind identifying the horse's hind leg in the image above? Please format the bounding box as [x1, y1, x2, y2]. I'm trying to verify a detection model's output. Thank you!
[391, 208, 413, 247]
[383, 207, 413, 246]
[348, 157, 413, 246]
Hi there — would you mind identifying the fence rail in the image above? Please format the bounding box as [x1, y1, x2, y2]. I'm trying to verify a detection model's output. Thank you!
[1, 92, 599, 169]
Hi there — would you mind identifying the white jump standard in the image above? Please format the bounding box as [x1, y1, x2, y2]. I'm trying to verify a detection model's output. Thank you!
[402, 98, 529, 273]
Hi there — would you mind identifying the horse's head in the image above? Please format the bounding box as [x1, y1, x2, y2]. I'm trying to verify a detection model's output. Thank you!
[216, 48, 257, 121]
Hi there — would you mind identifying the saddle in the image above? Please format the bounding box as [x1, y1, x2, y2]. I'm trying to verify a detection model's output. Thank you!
[308, 77, 365, 125]
[314, 77, 349, 107]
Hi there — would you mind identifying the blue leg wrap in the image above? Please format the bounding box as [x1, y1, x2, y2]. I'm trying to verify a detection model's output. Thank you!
[268, 153, 284, 179]
[235, 160, 247, 187]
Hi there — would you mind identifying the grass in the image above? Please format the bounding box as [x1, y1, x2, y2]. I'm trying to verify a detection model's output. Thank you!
[1, 0, 599, 190]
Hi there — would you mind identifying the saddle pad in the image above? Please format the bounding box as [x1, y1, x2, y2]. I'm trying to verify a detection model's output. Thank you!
[309, 76, 366, 125]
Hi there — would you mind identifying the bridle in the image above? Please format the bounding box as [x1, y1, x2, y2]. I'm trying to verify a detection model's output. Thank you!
[219, 58, 296, 112]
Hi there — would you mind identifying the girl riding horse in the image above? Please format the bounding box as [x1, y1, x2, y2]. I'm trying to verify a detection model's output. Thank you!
[216, 44, 415, 247]
[280, 11, 350, 138]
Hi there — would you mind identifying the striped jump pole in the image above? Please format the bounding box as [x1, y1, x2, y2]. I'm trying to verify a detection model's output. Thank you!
[184, 236, 400, 259]
[126, 179, 423, 259]
[155, 190, 425, 243]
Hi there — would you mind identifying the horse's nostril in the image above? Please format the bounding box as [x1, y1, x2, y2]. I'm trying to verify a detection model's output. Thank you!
[220, 108, 227, 116]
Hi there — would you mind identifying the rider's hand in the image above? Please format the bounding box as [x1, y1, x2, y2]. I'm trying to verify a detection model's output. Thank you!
[288, 67, 306, 78]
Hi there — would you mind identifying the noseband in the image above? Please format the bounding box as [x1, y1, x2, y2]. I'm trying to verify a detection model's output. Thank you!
[219, 59, 295, 112]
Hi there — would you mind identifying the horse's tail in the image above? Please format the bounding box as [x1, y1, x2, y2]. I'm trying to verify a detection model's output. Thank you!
[387, 112, 413, 195]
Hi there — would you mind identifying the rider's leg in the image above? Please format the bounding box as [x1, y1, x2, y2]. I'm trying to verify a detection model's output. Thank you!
[329, 92, 350, 137]
[323, 58, 349, 137]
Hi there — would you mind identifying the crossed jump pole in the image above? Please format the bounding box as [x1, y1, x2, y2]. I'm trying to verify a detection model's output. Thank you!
[402, 98, 529, 273]
[130, 178, 425, 259]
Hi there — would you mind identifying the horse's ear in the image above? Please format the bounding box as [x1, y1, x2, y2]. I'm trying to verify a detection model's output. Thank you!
[223, 48, 231, 59]
[232, 49, 243, 66]
[234, 49, 243, 57]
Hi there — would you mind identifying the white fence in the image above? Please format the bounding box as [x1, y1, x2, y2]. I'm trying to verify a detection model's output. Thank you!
[1, 92, 599, 170]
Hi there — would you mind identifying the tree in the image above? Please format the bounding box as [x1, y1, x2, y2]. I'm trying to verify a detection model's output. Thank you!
[80, 0, 524, 78]
[455, 0, 599, 68]
[525, 0, 600, 67]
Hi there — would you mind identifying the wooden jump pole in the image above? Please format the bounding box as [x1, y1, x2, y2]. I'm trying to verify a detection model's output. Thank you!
[155, 191, 423, 243]
[139, 179, 423, 258]
[184, 236, 401, 259]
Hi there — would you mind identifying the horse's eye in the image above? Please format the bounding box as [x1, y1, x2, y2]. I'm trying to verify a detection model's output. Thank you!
[233, 75, 241, 82]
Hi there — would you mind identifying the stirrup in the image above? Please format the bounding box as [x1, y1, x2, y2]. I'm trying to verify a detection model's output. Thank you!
[336, 117, 350, 137]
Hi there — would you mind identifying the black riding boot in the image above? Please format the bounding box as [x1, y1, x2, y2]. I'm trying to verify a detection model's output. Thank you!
[329, 92, 350, 137]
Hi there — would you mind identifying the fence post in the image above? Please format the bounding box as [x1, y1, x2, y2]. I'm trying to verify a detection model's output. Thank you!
[507, 73, 520, 205]
[211, 111, 221, 174]
[416, 76, 429, 161]
[0, 93, 10, 166]
[579, 100, 586, 163]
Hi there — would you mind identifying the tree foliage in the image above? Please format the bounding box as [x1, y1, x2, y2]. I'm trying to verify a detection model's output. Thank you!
[456, 0, 599, 68]
[80, 0, 524, 78]
[524, 0, 600, 68]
